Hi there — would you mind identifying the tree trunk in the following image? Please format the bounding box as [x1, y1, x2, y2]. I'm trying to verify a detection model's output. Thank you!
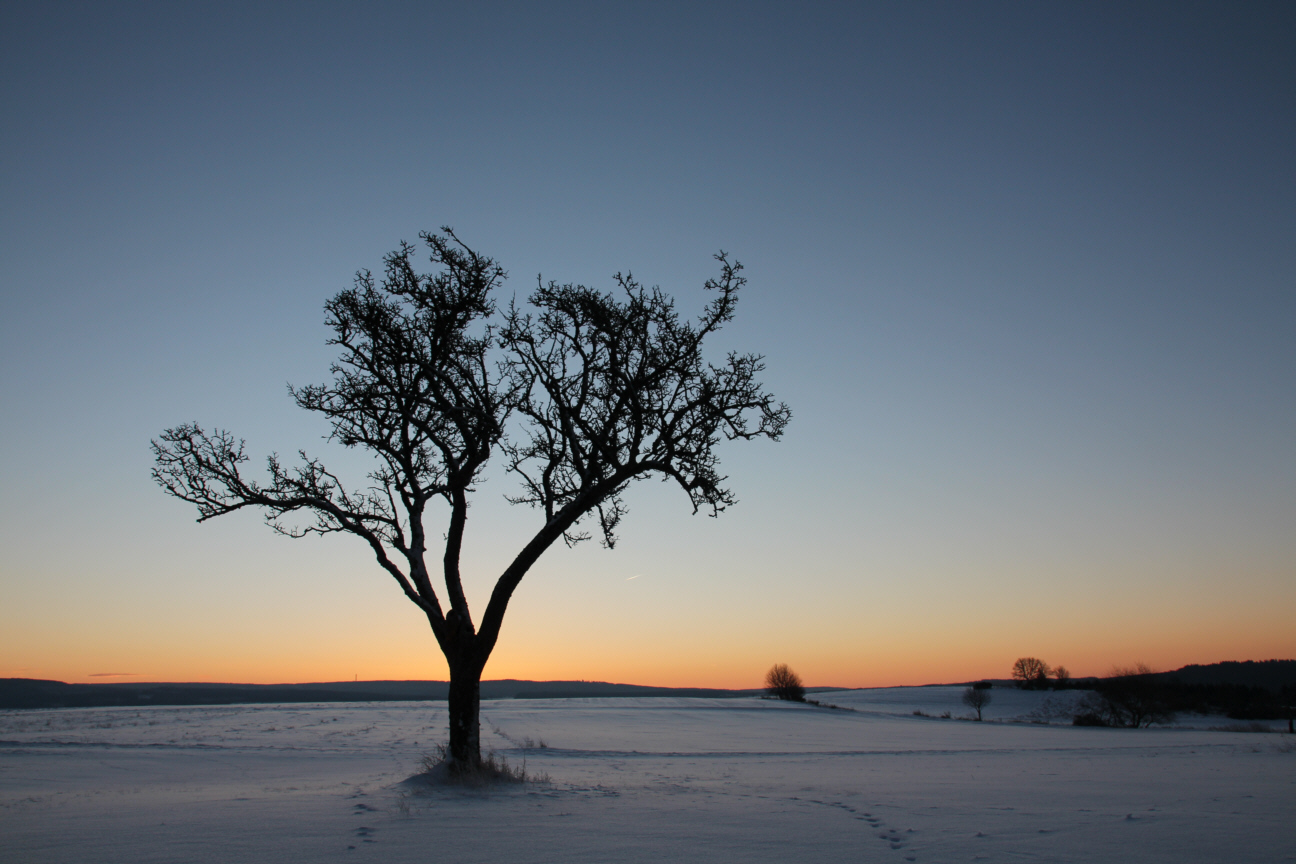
[447, 657, 482, 767]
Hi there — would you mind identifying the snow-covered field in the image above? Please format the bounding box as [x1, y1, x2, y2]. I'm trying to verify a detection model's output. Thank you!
[2, 687, 1292, 863]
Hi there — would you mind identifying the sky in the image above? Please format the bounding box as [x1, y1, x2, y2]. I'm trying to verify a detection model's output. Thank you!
[1, 1, 1293, 689]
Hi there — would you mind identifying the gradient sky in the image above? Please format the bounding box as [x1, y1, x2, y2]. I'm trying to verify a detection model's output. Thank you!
[2, 1, 1293, 688]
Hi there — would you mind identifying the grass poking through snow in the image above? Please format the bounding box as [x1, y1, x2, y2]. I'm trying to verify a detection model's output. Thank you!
[413, 743, 549, 788]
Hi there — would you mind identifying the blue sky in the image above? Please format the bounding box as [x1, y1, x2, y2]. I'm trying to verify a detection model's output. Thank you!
[1, 1, 1292, 686]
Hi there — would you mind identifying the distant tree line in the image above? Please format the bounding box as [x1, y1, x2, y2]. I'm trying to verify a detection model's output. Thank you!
[1008, 657, 1296, 728]
[1079, 672, 1295, 726]
[1154, 681, 1296, 721]
[1158, 659, 1296, 690]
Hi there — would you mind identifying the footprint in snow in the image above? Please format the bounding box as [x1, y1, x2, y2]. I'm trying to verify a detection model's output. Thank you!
[804, 799, 912, 854]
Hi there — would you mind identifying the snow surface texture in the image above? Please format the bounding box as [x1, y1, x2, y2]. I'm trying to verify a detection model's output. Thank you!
[1, 687, 1292, 863]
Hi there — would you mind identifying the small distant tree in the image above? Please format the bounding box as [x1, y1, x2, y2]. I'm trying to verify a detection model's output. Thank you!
[962, 686, 992, 721]
[1012, 657, 1051, 690]
[1053, 665, 1071, 689]
[765, 664, 806, 701]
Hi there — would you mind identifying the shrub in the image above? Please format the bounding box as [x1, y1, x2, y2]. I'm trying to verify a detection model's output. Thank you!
[1092, 664, 1176, 728]
[765, 663, 806, 702]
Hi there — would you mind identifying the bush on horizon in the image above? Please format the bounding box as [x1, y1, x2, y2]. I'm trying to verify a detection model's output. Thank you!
[765, 664, 805, 702]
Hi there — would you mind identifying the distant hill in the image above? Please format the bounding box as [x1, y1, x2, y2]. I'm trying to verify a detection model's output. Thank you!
[0, 678, 791, 710]
[1154, 659, 1296, 690]
[4, 662, 1289, 711]
[969, 661, 1296, 692]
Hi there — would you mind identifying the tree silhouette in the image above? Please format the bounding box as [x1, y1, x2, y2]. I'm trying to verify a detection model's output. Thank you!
[1011, 657, 1051, 690]
[152, 229, 790, 769]
[1089, 663, 1175, 728]
[765, 664, 805, 701]
[961, 685, 992, 720]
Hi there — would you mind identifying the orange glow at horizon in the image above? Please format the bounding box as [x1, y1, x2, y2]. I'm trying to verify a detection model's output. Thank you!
[6, 508, 1293, 691]
[12, 626, 1295, 689]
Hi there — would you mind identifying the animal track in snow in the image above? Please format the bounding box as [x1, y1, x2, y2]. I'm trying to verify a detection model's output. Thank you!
[800, 797, 917, 857]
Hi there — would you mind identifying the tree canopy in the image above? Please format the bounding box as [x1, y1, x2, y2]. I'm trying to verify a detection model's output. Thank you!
[1011, 657, 1052, 690]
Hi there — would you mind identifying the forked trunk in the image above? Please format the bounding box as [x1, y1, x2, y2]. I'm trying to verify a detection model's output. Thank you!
[447, 659, 482, 767]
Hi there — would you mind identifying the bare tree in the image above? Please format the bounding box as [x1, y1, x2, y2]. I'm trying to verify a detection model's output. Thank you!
[1011, 657, 1051, 690]
[961, 685, 992, 720]
[765, 664, 805, 701]
[152, 230, 790, 769]
[1053, 665, 1071, 689]
[1087, 663, 1175, 728]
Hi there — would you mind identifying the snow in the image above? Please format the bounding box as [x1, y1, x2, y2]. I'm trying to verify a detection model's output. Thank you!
[2, 689, 1293, 863]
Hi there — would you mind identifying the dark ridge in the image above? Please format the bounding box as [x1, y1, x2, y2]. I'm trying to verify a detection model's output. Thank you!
[1143, 660, 1296, 720]
[0, 678, 832, 710]
[0, 678, 445, 710]
[1153, 659, 1296, 690]
[499, 681, 762, 700]
[962, 661, 1296, 693]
